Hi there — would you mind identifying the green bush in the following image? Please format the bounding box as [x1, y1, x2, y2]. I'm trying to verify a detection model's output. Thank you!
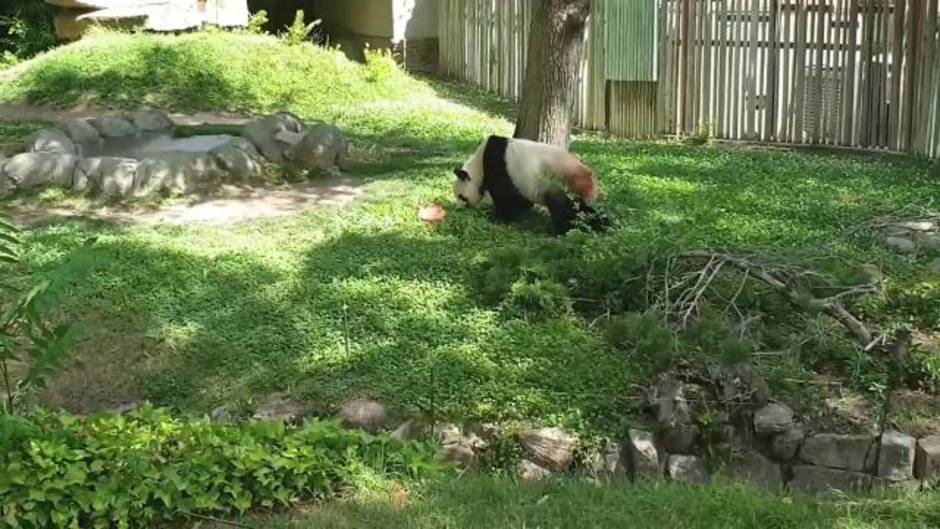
[0, 406, 439, 528]
[0, 1, 56, 65]
[281, 10, 320, 46]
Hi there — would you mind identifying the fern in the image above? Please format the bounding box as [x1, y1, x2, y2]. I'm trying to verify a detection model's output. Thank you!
[0, 213, 93, 414]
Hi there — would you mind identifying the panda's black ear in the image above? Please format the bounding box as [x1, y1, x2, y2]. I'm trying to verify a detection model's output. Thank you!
[454, 168, 470, 181]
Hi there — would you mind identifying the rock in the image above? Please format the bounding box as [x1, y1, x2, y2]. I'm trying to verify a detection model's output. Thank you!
[438, 438, 477, 468]
[648, 374, 692, 427]
[0, 163, 12, 197]
[914, 435, 940, 482]
[211, 136, 265, 180]
[25, 128, 75, 154]
[929, 258, 940, 275]
[518, 427, 577, 472]
[875, 431, 916, 481]
[286, 123, 349, 173]
[3, 153, 79, 189]
[872, 477, 921, 494]
[885, 236, 917, 254]
[89, 116, 137, 138]
[242, 112, 305, 163]
[754, 403, 794, 434]
[896, 221, 936, 232]
[429, 422, 463, 445]
[60, 118, 102, 146]
[133, 152, 220, 196]
[587, 442, 627, 480]
[799, 434, 873, 472]
[711, 364, 771, 405]
[771, 428, 805, 461]
[626, 428, 661, 480]
[109, 401, 139, 414]
[731, 451, 784, 490]
[74, 157, 139, 197]
[517, 459, 553, 481]
[129, 107, 174, 131]
[924, 234, 940, 252]
[209, 406, 234, 422]
[666, 455, 709, 484]
[338, 399, 388, 433]
[467, 422, 499, 444]
[790, 465, 871, 494]
[390, 419, 420, 441]
[659, 425, 700, 454]
[252, 393, 309, 424]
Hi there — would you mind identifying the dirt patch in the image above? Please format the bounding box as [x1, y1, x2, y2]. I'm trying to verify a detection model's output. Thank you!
[7, 175, 365, 227]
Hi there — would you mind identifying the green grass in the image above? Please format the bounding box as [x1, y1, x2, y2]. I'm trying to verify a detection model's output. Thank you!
[248, 476, 940, 529]
[1, 32, 938, 439]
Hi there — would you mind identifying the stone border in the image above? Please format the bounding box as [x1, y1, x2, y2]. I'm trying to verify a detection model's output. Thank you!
[0, 108, 349, 200]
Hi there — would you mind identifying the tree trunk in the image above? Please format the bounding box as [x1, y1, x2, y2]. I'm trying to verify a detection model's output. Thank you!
[513, 0, 591, 148]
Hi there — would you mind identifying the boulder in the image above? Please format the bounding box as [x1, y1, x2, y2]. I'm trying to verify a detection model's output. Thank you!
[517, 459, 553, 481]
[429, 422, 463, 445]
[753, 403, 794, 434]
[242, 112, 305, 163]
[771, 428, 805, 461]
[799, 434, 872, 472]
[626, 429, 661, 480]
[648, 375, 692, 427]
[587, 442, 627, 480]
[914, 435, 940, 482]
[3, 153, 79, 190]
[129, 107, 174, 132]
[790, 465, 871, 495]
[731, 451, 784, 490]
[885, 236, 917, 254]
[438, 439, 477, 468]
[518, 427, 577, 472]
[666, 455, 708, 484]
[133, 152, 220, 196]
[25, 128, 75, 154]
[211, 137, 265, 180]
[930, 258, 940, 275]
[659, 425, 700, 454]
[338, 399, 388, 433]
[875, 431, 916, 481]
[0, 162, 12, 197]
[89, 116, 137, 138]
[895, 221, 936, 232]
[251, 393, 310, 424]
[286, 123, 349, 173]
[209, 405, 235, 422]
[60, 118, 102, 146]
[74, 157, 139, 197]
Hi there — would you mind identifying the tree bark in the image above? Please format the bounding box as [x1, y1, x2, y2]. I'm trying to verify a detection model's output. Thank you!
[513, 0, 591, 148]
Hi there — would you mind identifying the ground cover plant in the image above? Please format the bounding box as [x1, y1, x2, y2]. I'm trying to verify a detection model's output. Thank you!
[0, 29, 939, 527]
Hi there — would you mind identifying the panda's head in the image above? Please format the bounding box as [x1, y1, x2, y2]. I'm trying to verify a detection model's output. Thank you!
[452, 139, 487, 206]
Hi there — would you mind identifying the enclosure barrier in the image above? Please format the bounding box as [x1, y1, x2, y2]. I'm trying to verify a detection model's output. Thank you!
[439, 0, 940, 158]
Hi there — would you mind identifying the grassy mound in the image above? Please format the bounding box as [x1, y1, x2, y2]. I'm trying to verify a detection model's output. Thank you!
[2, 31, 938, 441]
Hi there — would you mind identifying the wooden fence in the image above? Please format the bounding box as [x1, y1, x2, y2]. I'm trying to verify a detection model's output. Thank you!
[438, 0, 940, 158]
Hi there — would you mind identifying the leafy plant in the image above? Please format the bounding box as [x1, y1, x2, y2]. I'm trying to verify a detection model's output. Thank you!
[282, 10, 321, 46]
[364, 46, 399, 84]
[246, 9, 269, 35]
[606, 312, 676, 372]
[0, 406, 441, 528]
[0, 215, 89, 414]
[0, 1, 56, 63]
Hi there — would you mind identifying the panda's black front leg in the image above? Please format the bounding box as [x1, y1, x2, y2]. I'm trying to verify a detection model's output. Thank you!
[492, 196, 534, 223]
[544, 191, 578, 235]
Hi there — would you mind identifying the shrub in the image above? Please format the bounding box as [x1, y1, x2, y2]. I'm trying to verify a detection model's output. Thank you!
[281, 10, 320, 46]
[364, 46, 398, 84]
[0, 1, 56, 64]
[0, 406, 440, 528]
[246, 10, 269, 35]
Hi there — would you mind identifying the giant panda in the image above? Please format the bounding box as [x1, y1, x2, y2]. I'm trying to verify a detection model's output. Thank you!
[452, 135, 610, 234]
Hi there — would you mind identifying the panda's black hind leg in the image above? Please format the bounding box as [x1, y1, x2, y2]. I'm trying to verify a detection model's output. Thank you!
[493, 196, 534, 223]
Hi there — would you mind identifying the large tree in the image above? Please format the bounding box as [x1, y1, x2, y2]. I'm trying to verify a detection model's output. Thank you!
[513, 0, 591, 148]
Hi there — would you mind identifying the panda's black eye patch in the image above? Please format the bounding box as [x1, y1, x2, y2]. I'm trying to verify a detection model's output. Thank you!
[454, 168, 470, 181]
[458, 194, 468, 203]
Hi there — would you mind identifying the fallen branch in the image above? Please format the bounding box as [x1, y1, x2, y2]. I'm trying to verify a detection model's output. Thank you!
[677, 251, 879, 349]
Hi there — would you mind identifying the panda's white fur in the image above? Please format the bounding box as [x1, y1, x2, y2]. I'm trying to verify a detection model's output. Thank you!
[453, 136, 594, 207]
[452, 135, 606, 234]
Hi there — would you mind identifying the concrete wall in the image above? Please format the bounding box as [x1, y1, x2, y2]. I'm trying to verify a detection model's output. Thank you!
[393, 0, 437, 41]
[317, 0, 393, 39]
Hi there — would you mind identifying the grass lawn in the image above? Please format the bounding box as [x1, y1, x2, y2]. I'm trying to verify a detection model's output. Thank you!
[1, 31, 938, 438]
[241, 475, 940, 529]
